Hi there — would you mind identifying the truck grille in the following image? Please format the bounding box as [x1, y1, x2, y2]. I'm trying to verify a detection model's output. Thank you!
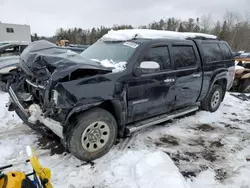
[25, 78, 49, 108]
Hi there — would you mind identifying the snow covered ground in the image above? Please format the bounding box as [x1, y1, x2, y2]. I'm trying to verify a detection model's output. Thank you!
[0, 91, 250, 188]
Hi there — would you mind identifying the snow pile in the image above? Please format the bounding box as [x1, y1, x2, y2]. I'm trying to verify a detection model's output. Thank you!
[63, 150, 188, 188]
[136, 151, 189, 188]
[92, 59, 127, 73]
[101, 29, 217, 41]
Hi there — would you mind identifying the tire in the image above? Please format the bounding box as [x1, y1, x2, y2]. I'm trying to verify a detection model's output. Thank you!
[201, 84, 223, 112]
[238, 79, 250, 93]
[14, 107, 54, 137]
[66, 108, 117, 161]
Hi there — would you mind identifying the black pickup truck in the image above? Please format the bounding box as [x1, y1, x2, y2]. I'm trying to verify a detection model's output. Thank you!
[7, 30, 235, 161]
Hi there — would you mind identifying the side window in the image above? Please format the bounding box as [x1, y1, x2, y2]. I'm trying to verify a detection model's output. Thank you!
[202, 43, 223, 63]
[142, 46, 171, 70]
[172, 46, 197, 69]
[219, 43, 233, 60]
[1, 46, 19, 57]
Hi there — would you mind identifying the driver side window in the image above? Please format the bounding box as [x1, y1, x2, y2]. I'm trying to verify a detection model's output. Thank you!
[142, 46, 171, 70]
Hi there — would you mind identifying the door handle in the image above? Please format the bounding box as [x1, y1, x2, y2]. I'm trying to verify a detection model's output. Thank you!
[192, 74, 201, 78]
[164, 78, 175, 83]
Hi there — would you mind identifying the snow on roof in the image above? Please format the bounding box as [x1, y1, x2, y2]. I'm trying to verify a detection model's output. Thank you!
[101, 29, 218, 41]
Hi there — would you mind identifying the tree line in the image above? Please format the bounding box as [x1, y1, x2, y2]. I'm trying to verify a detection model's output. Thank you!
[31, 11, 250, 51]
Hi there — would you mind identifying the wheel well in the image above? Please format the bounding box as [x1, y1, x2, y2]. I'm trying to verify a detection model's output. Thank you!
[65, 100, 124, 137]
[214, 78, 227, 100]
[99, 101, 117, 120]
[99, 100, 125, 137]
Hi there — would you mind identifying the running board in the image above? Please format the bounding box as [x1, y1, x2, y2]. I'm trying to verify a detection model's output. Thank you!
[126, 106, 199, 134]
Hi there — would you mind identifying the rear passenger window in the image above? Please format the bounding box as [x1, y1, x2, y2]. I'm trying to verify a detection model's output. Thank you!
[172, 46, 197, 69]
[202, 43, 223, 63]
[143, 46, 171, 70]
[219, 43, 233, 60]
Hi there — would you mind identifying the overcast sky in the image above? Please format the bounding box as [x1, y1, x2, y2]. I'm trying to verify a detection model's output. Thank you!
[0, 0, 249, 36]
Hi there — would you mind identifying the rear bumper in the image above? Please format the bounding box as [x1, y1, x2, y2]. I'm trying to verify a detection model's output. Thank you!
[8, 86, 64, 139]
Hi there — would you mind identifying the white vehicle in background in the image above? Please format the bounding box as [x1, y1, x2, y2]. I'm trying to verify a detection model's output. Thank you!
[0, 41, 31, 91]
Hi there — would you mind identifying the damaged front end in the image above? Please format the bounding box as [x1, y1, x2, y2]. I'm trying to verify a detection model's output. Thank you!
[8, 40, 113, 138]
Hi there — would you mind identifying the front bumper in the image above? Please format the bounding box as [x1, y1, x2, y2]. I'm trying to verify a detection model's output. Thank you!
[8, 86, 64, 139]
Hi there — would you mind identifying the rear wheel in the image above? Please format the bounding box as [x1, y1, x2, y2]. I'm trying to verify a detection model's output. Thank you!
[201, 84, 223, 112]
[66, 108, 117, 161]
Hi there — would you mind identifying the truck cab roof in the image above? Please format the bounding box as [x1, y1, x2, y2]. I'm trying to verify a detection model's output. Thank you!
[101, 29, 218, 42]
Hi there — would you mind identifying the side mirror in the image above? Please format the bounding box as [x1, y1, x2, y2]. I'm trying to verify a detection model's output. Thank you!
[136, 61, 160, 75]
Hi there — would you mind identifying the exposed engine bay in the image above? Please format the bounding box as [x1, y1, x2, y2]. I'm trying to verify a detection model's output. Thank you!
[8, 40, 114, 135]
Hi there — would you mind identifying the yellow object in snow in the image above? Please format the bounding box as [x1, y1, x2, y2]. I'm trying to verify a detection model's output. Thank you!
[0, 146, 53, 188]
[0, 172, 26, 188]
[26, 146, 53, 188]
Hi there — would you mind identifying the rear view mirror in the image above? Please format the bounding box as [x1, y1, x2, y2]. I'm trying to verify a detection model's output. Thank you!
[136, 61, 160, 75]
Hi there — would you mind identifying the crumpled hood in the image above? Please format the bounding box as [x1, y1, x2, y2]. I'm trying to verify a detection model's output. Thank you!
[20, 40, 111, 82]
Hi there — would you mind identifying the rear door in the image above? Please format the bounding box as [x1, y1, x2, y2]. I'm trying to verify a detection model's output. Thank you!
[127, 42, 176, 122]
[170, 42, 203, 109]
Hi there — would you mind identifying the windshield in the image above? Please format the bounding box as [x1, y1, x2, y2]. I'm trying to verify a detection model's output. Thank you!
[80, 40, 138, 63]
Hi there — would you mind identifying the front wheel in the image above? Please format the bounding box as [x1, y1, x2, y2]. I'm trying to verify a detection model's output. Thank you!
[66, 108, 117, 161]
[201, 84, 223, 112]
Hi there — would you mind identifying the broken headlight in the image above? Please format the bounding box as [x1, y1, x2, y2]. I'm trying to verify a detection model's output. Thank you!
[53, 84, 77, 108]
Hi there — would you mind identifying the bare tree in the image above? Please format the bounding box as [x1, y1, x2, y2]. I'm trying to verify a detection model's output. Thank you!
[35, 10, 250, 51]
[200, 13, 213, 33]
[223, 11, 242, 30]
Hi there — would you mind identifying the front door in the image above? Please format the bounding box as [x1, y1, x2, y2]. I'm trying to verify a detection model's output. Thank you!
[127, 44, 176, 123]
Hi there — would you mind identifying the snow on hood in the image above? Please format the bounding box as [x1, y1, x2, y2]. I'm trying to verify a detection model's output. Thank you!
[92, 59, 127, 73]
[101, 29, 217, 41]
